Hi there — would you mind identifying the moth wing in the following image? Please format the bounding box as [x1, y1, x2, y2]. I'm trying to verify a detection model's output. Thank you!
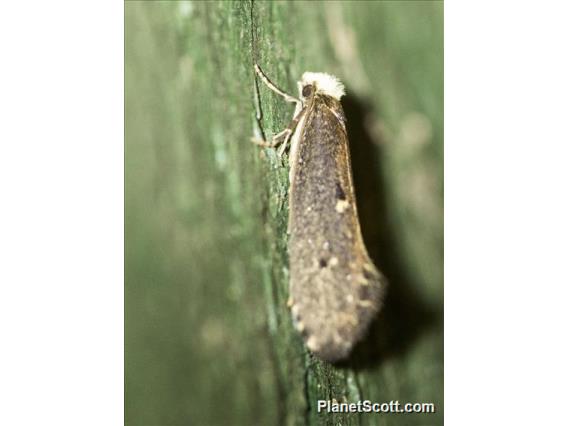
[288, 97, 385, 361]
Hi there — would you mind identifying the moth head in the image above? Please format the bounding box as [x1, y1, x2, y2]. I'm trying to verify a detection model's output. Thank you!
[298, 72, 345, 101]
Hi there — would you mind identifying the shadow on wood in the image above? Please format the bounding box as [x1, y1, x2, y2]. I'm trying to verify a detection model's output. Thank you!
[334, 95, 440, 371]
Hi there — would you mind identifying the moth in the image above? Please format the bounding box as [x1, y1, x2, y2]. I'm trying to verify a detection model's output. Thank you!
[253, 64, 386, 362]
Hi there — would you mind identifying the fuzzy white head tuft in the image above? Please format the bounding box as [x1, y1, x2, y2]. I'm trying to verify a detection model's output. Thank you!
[300, 72, 345, 100]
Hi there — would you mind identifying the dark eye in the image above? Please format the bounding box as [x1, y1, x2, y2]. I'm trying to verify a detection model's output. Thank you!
[302, 84, 313, 97]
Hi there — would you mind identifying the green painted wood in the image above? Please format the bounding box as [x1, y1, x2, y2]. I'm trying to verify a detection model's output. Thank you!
[125, 1, 443, 425]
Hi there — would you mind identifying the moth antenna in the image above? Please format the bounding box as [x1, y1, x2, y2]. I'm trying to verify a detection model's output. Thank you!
[254, 64, 302, 105]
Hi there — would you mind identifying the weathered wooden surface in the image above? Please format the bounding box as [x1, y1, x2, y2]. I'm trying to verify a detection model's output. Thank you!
[125, 1, 443, 425]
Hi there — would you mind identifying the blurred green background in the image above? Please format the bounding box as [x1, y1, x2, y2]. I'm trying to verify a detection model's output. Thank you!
[125, 1, 443, 425]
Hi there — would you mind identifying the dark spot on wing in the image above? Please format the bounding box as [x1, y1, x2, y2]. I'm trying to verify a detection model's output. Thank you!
[359, 284, 372, 301]
[335, 182, 346, 200]
[319, 258, 328, 268]
[363, 269, 375, 281]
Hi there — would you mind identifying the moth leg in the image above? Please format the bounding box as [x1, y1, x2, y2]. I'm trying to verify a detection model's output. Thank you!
[254, 63, 302, 106]
[250, 127, 291, 149]
[276, 129, 293, 157]
[251, 107, 304, 153]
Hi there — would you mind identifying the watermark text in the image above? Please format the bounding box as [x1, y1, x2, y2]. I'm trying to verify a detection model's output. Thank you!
[317, 399, 436, 414]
